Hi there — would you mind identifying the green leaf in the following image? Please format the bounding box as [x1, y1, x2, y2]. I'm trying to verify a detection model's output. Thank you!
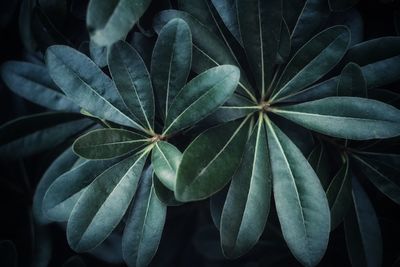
[86, 0, 151, 46]
[89, 40, 108, 68]
[19, 0, 37, 52]
[151, 18, 192, 120]
[272, 26, 351, 101]
[328, 0, 359, 11]
[0, 113, 93, 160]
[276, 19, 291, 64]
[176, 118, 250, 201]
[73, 128, 149, 160]
[353, 153, 400, 205]
[1, 61, 79, 112]
[265, 118, 330, 267]
[122, 167, 167, 267]
[307, 141, 332, 189]
[45, 45, 144, 130]
[210, 0, 242, 44]
[210, 185, 228, 230]
[337, 62, 367, 97]
[273, 97, 400, 140]
[220, 115, 272, 258]
[129, 32, 155, 69]
[67, 151, 148, 252]
[164, 65, 240, 135]
[326, 158, 352, 230]
[361, 55, 400, 89]
[108, 40, 155, 131]
[151, 141, 182, 191]
[0, 240, 17, 267]
[344, 177, 382, 267]
[237, 0, 282, 96]
[33, 147, 79, 225]
[153, 173, 181, 206]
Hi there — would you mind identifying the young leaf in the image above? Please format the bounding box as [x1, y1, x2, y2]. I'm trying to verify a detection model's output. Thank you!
[353, 153, 400, 205]
[220, 115, 272, 258]
[265, 118, 330, 267]
[1, 61, 79, 112]
[108, 40, 155, 131]
[237, 0, 282, 96]
[45, 45, 144, 130]
[344, 177, 382, 267]
[86, 0, 151, 46]
[273, 97, 400, 140]
[175, 118, 250, 201]
[163, 65, 240, 135]
[151, 141, 182, 191]
[122, 167, 167, 267]
[73, 128, 149, 160]
[67, 151, 148, 252]
[151, 18, 192, 120]
[33, 147, 79, 225]
[326, 158, 352, 230]
[272, 26, 351, 101]
[337, 62, 367, 97]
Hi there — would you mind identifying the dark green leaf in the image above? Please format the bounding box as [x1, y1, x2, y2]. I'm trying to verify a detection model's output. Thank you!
[1, 61, 79, 112]
[337, 62, 366, 97]
[151, 18, 192, 120]
[220, 115, 272, 258]
[129, 32, 155, 69]
[368, 89, 400, 108]
[151, 141, 182, 191]
[273, 97, 400, 140]
[237, 0, 282, 96]
[19, 0, 37, 52]
[153, 173, 181, 206]
[344, 177, 382, 267]
[163, 65, 240, 135]
[276, 19, 291, 64]
[307, 142, 332, 189]
[45, 45, 144, 130]
[0, 240, 17, 267]
[62, 256, 86, 267]
[122, 167, 167, 267]
[210, 0, 242, 44]
[73, 128, 149, 160]
[86, 0, 151, 46]
[329, 0, 359, 11]
[176, 118, 250, 201]
[361, 55, 400, 89]
[67, 151, 148, 251]
[210, 185, 229, 230]
[265, 118, 330, 267]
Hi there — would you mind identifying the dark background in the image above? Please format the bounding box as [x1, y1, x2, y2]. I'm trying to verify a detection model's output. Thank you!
[1, 0, 400, 266]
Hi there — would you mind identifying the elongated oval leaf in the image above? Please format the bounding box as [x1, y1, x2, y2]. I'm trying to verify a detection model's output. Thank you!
[273, 97, 400, 140]
[122, 167, 167, 267]
[164, 65, 240, 135]
[273, 26, 351, 101]
[86, 0, 151, 46]
[210, 0, 242, 44]
[151, 18, 192, 120]
[151, 141, 182, 191]
[265, 118, 330, 267]
[108, 40, 155, 131]
[73, 128, 149, 160]
[344, 177, 382, 267]
[220, 116, 272, 258]
[45, 45, 143, 130]
[307, 142, 332, 189]
[176, 118, 250, 201]
[1, 61, 79, 112]
[337, 62, 366, 97]
[67, 151, 148, 252]
[237, 0, 282, 96]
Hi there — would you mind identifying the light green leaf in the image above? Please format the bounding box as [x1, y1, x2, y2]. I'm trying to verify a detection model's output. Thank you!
[67, 151, 148, 252]
[337, 62, 367, 97]
[108, 40, 155, 131]
[273, 97, 400, 140]
[272, 26, 351, 101]
[329, 0, 359, 11]
[45, 45, 143, 130]
[175, 118, 250, 201]
[73, 128, 149, 160]
[33, 147, 79, 225]
[326, 158, 352, 230]
[1, 61, 79, 112]
[153, 173, 181, 206]
[151, 141, 182, 191]
[122, 167, 167, 267]
[163, 65, 240, 135]
[344, 177, 382, 267]
[353, 153, 400, 205]
[237, 0, 282, 96]
[86, 0, 151, 46]
[220, 115, 272, 258]
[151, 18, 192, 120]
[265, 118, 330, 267]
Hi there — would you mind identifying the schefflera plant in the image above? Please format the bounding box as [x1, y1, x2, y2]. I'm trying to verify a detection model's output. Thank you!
[41, 18, 241, 267]
[155, 0, 400, 266]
